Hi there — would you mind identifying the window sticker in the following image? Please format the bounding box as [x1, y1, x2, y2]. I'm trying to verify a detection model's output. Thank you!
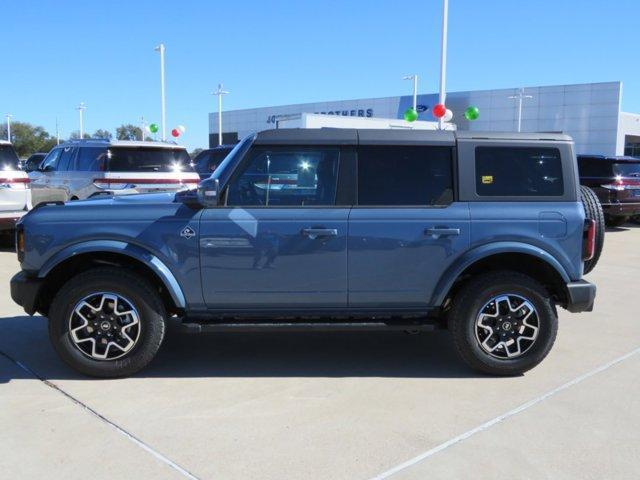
[482, 175, 494, 184]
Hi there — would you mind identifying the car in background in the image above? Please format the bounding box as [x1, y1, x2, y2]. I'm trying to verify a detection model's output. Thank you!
[191, 145, 234, 180]
[0, 141, 31, 243]
[29, 139, 200, 205]
[577, 154, 640, 227]
[23, 152, 47, 172]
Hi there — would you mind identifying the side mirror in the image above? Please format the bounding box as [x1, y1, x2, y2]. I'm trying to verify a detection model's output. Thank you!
[197, 178, 220, 207]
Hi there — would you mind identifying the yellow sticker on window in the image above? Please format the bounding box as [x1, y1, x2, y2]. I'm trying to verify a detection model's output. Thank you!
[482, 175, 493, 184]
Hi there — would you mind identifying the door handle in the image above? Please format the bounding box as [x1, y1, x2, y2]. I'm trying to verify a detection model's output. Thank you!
[425, 227, 461, 238]
[301, 228, 338, 239]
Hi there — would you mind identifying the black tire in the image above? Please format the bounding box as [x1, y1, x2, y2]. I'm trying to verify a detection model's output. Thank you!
[49, 267, 167, 378]
[631, 215, 640, 225]
[580, 186, 604, 274]
[448, 271, 558, 376]
[604, 214, 628, 228]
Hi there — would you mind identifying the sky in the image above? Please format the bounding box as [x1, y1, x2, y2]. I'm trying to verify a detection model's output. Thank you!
[2, 0, 639, 150]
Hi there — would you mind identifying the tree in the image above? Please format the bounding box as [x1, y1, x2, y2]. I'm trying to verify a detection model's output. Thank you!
[92, 129, 112, 140]
[0, 121, 58, 157]
[69, 131, 91, 140]
[116, 124, 143, 141]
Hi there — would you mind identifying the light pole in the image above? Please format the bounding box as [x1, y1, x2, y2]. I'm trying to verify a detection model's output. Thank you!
[154, 43, 167, 141]
[403, 74, 418, 112]
[212, 83, 229, 146]
[140, 116, 146, 141]
[76, 102, 86, 139]
[55, 117, 60, 145]
[5, 114, 12, 142]
[438, 0, 449, 130]
[508, 88, 533, 132]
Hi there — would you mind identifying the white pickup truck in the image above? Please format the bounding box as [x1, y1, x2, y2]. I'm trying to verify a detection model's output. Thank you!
[0, 141, 31, 243]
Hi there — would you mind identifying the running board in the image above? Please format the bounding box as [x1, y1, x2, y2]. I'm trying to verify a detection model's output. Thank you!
[180, 321, 439, 333]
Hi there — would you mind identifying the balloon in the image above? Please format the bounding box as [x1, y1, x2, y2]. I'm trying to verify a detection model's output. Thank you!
[149, 123, 159, 133]
[432, 103, 446, 118]
[177, 125, 186, 133]
[171, 128, 180, 138]
[443, 109, 453, 122]
[145, 125, 152, 133]
[464, 106, 480, 121]
[403, 108, 418, 122]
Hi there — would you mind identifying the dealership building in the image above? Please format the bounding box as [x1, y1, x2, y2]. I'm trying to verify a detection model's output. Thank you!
[209, 81, 640, 157]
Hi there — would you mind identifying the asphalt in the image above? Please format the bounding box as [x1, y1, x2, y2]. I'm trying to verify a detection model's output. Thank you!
[1, 224, 639, 479]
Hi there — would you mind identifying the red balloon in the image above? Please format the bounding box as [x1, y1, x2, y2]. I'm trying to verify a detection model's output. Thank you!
[171, 128, 180, 137]
[432, 103, 447, 118]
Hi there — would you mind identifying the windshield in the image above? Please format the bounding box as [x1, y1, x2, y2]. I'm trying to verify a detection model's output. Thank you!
[193, 148, 233, 175]
[613, 162, 640, 177]
[107, 147, 193, 172]
[0, 144, 20, 170]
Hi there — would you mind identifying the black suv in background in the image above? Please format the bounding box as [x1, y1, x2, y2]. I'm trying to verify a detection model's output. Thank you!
[191, 145, 234, 180]
[577, 155, 640, 227]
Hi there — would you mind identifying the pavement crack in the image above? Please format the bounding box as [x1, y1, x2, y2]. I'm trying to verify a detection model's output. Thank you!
[0, 349, 203, 480]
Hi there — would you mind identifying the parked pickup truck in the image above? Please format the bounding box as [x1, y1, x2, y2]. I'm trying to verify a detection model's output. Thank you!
[11, 129, 600, 378]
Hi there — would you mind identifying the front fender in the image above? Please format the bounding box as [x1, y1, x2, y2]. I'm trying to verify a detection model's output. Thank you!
[430, 241, 571, 306]
[39, 240, 186, 309]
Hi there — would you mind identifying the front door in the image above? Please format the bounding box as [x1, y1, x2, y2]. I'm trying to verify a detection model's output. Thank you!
[348, 144, 470, 308]
[200, 145, 349, 310]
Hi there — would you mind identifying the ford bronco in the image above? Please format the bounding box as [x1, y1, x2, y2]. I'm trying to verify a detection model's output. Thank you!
[11, 129, 600, 377]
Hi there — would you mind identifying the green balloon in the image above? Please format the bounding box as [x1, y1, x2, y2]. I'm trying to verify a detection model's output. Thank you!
[464, 106, 480, 121]
[404, 107, 418, 122]
[149, 123, 159, 133]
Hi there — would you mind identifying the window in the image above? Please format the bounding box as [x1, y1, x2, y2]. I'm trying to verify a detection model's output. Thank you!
[357, 145, 453, 206]
[76, 147, 108, 171]
[475, 147, 564, 197]
[193, 148, 233, 176]
[0, 145, 20, 169]
[226, 147, 340, 206]
[57, 147, 76, 171]
[613, 162, 640, 177]
[578, 157, 611, 178]
[106, 147, 193, 172]
[40, 148, 62, 171]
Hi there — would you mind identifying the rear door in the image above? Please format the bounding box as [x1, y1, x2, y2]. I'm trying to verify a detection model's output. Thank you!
[199, 144, 349, 310]
[29, 147, 61, 205]
[348, 142, 470, 309]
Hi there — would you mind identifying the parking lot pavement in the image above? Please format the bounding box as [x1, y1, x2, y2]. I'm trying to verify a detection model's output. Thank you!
[1, 225, 639, 480]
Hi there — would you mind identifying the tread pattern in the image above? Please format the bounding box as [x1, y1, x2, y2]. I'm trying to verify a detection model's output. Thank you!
[580, 185, 605, 274]
[448, 270, 558, 376]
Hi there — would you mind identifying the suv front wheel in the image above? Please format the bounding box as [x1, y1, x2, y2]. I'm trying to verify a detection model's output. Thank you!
[448, 271, 558, 376]
[49, 268, 167, 377]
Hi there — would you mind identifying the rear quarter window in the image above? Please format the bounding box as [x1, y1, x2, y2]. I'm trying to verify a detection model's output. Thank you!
[475, 146, 564, 197]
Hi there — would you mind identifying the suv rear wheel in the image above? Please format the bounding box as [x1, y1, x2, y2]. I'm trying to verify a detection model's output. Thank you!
[448, 271, 558, 376]
[48, 268, 167, 377]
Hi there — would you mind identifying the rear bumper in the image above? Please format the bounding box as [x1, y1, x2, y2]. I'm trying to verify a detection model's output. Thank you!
[565, 280, 596, 313]
[0, 211, 26, 231]
[601, 202, 640, 217]
[10, 271, 43, 315]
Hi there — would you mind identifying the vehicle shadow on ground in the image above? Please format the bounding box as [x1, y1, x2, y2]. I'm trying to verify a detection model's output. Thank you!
[0, 315, 480, 382]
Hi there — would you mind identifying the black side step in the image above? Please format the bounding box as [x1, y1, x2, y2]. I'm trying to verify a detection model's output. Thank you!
[181, 321, 438, 333]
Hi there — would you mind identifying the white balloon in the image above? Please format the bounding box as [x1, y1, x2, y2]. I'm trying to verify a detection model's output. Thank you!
[443, 109, 453, 122]
[177, 125, 186, 133]
[145, 125, 152, 133]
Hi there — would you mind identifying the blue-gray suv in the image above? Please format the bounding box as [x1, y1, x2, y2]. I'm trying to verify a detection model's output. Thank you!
[10, 129, 600, 377]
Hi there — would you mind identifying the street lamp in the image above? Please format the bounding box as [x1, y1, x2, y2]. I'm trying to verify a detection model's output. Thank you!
[76, 103, 86, 139]
[140, 116, 146, 141]
[403, 74, 418, 112]
[508, 88, 533, 133]
[5, 114, 12, 142]
[212, 83, 229, 146]
[438, 0, 449, 130]
[154, 43, 167, 141]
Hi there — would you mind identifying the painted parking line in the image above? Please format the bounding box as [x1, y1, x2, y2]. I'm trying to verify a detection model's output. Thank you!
[0, 350, 202, 480]
[369, 346, 640, 480]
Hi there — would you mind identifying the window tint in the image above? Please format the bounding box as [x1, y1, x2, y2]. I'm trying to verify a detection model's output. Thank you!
[357, 145, 453, 206]
[40, 148, 62, 171]
[476, 147, 564, 197]
[227, 147, 340, 206]
[613, 162, 640, 177]
[578, 157, 612, 178]
[57, 146, 76, 171]
[106, 147, 193, 172]
[0, 144, 20, 169]
[193, 148, 232, 175]
[76, 147, 108, 171]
